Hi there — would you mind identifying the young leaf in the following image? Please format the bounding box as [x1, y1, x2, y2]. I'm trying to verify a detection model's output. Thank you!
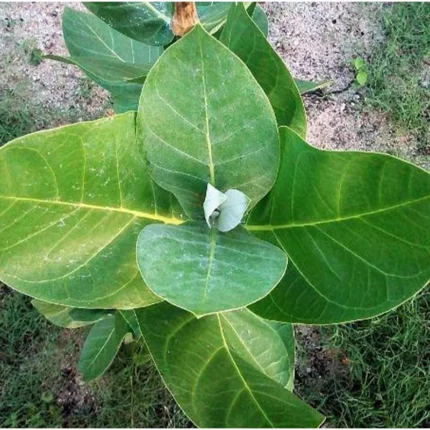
[136, 302, 324, 428]
[220, 3, 307, 138]
[0, 113, 182, 309]
[203, 184, 250, 232]
[138, 24, 279, 219]
[78, 312, 129, 381]
[248, 127, 430, 324]
[136, 222, 287, 316]
[356, 69, 368, 86]
[32, 300, 108, 328]
[84, 2, 175, 46]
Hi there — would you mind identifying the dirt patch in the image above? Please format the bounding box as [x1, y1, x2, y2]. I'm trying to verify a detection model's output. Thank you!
[264, 2, 428, 169]
[0, 2, 108, 121]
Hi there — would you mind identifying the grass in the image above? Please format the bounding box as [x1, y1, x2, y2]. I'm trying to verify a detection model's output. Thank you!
[363, 3, 430, 150]
[297, 290, 430, 428]
[0, 287, 190, 428]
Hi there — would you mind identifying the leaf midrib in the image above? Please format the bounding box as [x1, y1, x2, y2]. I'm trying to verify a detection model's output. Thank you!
[0, 195, 182, 225]
[247, 195, 430, 231]
[217, 314, 275, 427]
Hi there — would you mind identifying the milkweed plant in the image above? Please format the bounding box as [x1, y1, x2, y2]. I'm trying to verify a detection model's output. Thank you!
[1, 2, 429, 427]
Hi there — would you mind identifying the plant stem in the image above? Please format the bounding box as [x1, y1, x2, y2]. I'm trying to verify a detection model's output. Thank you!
[171, 2, 198, 36]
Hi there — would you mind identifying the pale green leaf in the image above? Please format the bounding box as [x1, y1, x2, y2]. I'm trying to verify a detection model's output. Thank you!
[32, 299, 107, 328]
[248, 126, 430, 324]
[137, 302, 324, 427]
[295, 78, 332, 95]
[203, 184, 250, 232]
[136, 222, 287, 316]
[84, 2, 174, 46]
[217, 189, 251, 232]
[203, 183, 227, 227]
[78, 312, 129, 381]
[220, 3, 307, 138]
[0, 113, 183, 309]
[356, 70, 368, 86]
[138, 24, 279, 219]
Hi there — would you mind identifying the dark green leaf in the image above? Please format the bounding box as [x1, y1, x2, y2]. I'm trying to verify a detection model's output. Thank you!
[220, 3, 307, 137]
[248, 127, 430, 324]
[137, 302, 324, 427]
[32, 300, 107, 328]
[136, 222, 287, 315]
[84, 2, 174, 46]
[251, 4, 269, 37]
[138, 25, 279, 219]
[0, 113, 183, 309]
[118, 309, 142, 339]
[79, 312, 129, 381]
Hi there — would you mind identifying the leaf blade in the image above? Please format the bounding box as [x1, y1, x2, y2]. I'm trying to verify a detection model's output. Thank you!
[138, 24, 280, 219]
[220, 3, 307, 137]
[136, 222, 287, 315]
[137, 302, 324, 427]
[78, 312, 129, 381]
[0, 113, 182, 309]
[248, 127, 430, 324]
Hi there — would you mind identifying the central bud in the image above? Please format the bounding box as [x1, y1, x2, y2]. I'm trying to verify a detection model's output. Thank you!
[203, 184, 250, 232]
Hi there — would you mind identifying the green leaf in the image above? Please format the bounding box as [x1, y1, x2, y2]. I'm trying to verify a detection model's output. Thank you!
[353, 57, 366, 70]
[295, 78, 332, 95]
[84, 2, 174, 46]
[32, 300, 108, 328]
[118, 309, 142, 340]
[203, 184, 250, 232]
[84, 2, 242, 46]
[59, 7, 163, 111]
[356, 70, 368, 86]
[137, 222, 287, 315]
[251, 4, 269, 37]
[220, 3, 307, 138]
[197, 2, 241, 34]
[69, 308, 111, 323]
[137, 303, 324, 427]
[78, 312, 129, 381]
[138, 25, 279, 219]
[248, 127, 430, 324]
[0, 112, 183, 309]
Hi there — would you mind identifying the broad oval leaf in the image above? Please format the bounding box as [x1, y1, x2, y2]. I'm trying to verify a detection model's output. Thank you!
[32, 299, 108, 328]
[84, 2, 174, 46]
[136, 222, 287, 316]
[220, 3, 307, 138]
[248, 127, 430, 324]
[137, 302, 324, 427]
[138, 24, 279, 219]
[79, 312, 129, 381]
[0, 113, 183, 309]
